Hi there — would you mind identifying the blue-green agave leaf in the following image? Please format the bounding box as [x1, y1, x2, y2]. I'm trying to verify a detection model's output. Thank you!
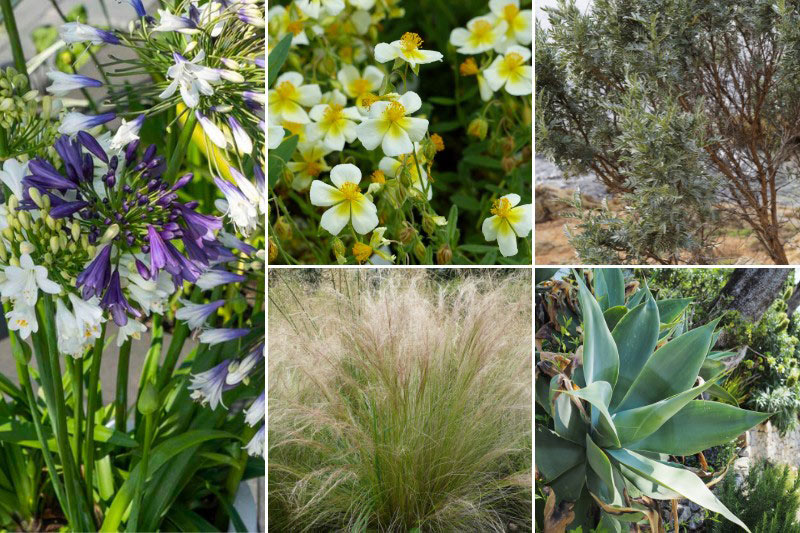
[574, 271, 619, 389]
[610, 294, 660, 409]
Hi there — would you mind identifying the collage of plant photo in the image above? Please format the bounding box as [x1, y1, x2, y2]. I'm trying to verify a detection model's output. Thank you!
[535, 1, 800, 532]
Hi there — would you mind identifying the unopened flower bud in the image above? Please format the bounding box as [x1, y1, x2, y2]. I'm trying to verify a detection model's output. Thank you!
[353, 242, 372, 263]
[71, 221, 80, 241]
[100, 224, 120, 244]
[268, 238, 278, 262]
[413, 241, 426, 262]
[0, 245, 6, 261]
[44, 252, 53, 265]
[398, 222, 415, 245]
[422, 214, 436, 235]
[50, 236, 60, 253]
[42, 194, 51, 210]
[467, 118, 488, 140]
[137, 380, 159, 415]
[501, 156, 517, 173]
[332, 237, 345, 258]
[19, 242, 34, 255]
[274, 216, 292, 240]
[436, 245, 452, 265]
[45, 216, 56, 231]
[18, 211, 30, 230]
[28, 187, 42, 208]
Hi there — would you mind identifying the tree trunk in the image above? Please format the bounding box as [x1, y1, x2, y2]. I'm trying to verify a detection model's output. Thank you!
[710, 268, 791, 347]
[787, 283, 800, 316]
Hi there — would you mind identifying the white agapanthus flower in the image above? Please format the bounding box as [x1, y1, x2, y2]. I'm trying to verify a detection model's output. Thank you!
[245, 392, 265, 427]
[483, 45, 532, 96]
[152, 9, 198, 34]
[45, 70, 103, 96]
[5, 304, 37, 339]
[481, 193, 532, 257]
[0, 158, 28, 199]
[307, 90, 361, 151]
[268, 71, 322, 124]
[109, 115, 145, 151]
[58, 112, 116, 135]
[448, 15, 507, 55]
[356, 91, 428, 156]
[176, 299, 225, 330]
[374, 32, 443, 67]
[196, 111, 227, 148]
[56, 298, 84, 356]
[117, 318, 148, 347]
[69, 294, 105, 343]
[309, 164, 379, 235]
[159, 50, 221, 108]
[0, 253, 61, 306]
[244, 425, 265, 457]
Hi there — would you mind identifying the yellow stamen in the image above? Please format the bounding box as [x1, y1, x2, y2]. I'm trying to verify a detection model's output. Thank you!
[323, 104, 344, 124]
[339, 181, 362, 201]
[502, 4, 520, 22]
[283, 121, 303, 136]
[17, 319, 27, 327]
[287, 21, 303, 36]
[361, 93, 379, 109]
[490, 197, 513, 219]
[371, 170, 386, 184]
[275, 81, 296, 100]
[430, 134, 445, 152]
[472, 20, 493, 40]
[503, 52, 525, 71]
[306, 161, 322, 177]
[353, 242, 373, 262]
[351, 78, 370, 96]
[400, 32, 423, 52]
[460, 58, 479, 76]
[385, 101, 406, 122]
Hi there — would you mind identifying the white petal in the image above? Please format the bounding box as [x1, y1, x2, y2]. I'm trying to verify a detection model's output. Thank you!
[320, 203, 351, 235]
[496, 222, 518, 257]
[505, 67, 533, 95]
[483, 57, 506, 91]
[350, 198, 379, 234]
[482, 215, 500, 241]
[502, 193, 521, 207]
[398, 91, 422, 114]
[276, 71, 304, 87]
[381, 125, 413, 157]
[509, 204, 532, 237]
[449, 27, 470, 47]
[402, 117, 429, 142]
[378, 157, 400, 178]
[374, 43, 398, 63]
[296, 84, 322, 107]
[337, 65, 359, 87]
[356, 119, 390, 150]
[330, 164, 362, 187]
[309, 181, 343, 206]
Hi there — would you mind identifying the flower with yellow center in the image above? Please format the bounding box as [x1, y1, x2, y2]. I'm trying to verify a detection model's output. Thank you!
[268, 71, 321, 124]
[267, 5, 309, 47]
[307, 89, 361, 151]
[356, 91, 429, 156]
[489, 0, 532, 50]
[309, 164, 379, 235]
[374, 32, 443, 67]
[287, 142, 332, 191]
[483, 45, 532, 96]
[337, 65, 385, 106]
[294, 0, 344, 19]
[379, 145, 432, 199]
[449, 15, 507, 55]
[481, 193, 532, 257]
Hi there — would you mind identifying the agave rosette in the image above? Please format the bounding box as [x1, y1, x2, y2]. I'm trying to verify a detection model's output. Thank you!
[535, 269, 769, 532]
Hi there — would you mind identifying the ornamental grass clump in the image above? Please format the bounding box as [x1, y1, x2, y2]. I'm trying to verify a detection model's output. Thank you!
[535, 269, 771, 532]
[268, 270, 532, 531]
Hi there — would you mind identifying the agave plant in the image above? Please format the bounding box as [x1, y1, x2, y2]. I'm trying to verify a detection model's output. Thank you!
[535, 269, 770, 531]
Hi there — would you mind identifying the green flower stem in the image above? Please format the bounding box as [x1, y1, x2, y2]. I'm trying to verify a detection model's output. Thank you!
[165, 110, 198, 180]
[115, 339, 132, 431]
[156, 315, 190, 392]
[126, 411, 154, 533]
[34, 296, 87, 531]
[223, 424, 255, 506]
[67, 356, 83, 469]
[0, 0, 28, 80]
[84, 321, 107, 519]
[0, 130, 9, 158]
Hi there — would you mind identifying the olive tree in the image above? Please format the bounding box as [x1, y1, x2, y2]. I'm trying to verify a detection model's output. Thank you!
[537, 0, 800, 264]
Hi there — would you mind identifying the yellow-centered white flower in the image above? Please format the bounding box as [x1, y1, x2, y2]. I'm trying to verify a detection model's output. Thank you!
[295, 0, 345, 19]
[267, 6, 309, 47]
[307, 90, 361, 151]
[310, 164, 379, 235]
[449, 15, 508, 55]
[337, 64, 384, 105]
[268, 71, 322, 124]
[489, 0, 533, 50]
[481, 193, 532, 257]
[379, 146, 432, 200]
[374, 32, 443, 67]
[287, 142, 332, 191]
[483, 45, 532, 96]
[356, 91, 428, 156]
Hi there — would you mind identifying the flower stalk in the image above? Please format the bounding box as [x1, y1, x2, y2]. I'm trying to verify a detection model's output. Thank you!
[84, 321, 108, 516]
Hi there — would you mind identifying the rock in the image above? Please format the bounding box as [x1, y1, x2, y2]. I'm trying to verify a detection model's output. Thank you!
[689, 502, 701, 512]
[678, 504, 692, 523]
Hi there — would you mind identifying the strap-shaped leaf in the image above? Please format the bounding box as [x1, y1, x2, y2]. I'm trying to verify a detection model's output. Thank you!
[574, 271, 619, 389]
[586, 435, 623, 507]
[603, 306, 628, 330]
[705, 383, 739, 406]
[618, 462, 682, 500]
[626, 288, 646, 309]
[656, 298, 692, 324]
[562, 381, 620, 448]
[594, 268, 625, 310]
[627, 401, 771, 456]
[549, 461, 586, 503]
[607, 448, 750, 532]
[535, 426, 585, 481]
[618, 318, 719, 411]
[610, 294, 660, 409]
[612, 377, 719, 445]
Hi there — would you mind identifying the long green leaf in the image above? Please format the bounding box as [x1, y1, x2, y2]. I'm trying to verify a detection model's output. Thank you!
[100, 430, 237, 532]
[610, 294, 660, 409]
[656, 298, 692, 324]
[562, 381, 619, 448]
[585, 435, 623, 506]
[627, 401, 771, 456]
[549, 461, 586, 503]
[535, 426, 585, 481]
[602, 306, 627, 331]
[618, 319, 719, 411]
[612, 377, 719, 445]
[594, 268, 625, 310]
[267, 33, 292, 87]
[550, 376, 586, 444]
[574, 271, 619, 388]
[607, 448, 750, 532]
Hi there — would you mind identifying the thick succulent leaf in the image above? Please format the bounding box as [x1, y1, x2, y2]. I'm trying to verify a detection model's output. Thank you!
[603, 306, 628, 330]
[596, 513, 622, 533]
[586, 435, 624, 506]
[594, 268, 625, 310]
[626, 401, 771, 456]
[567, 489, 593, 532]
[609, 294, 660, 409]
[618, 462, 682, 500]
[618, 318, 719, 411]
[656, 298, 692, 324]
[705, 383, 739, 406]
[535, 268, 560, 284]
[606, 448, 750, 532]
[612, 377, 719, 445]
[626, 288, 646, 309]
[550, 376, 587, 444]
[700, 358, 727, 381]
[574, 271, 619, 388]
[535, 426, 585, 481]
[562, 381, 620, 448]
[535, 375, 552, 415]
[549, 461, 586, 503]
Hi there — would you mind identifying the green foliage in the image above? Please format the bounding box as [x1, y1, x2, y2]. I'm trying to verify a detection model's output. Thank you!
[535, 268, 769, 532]
[713, 460, 800, 533]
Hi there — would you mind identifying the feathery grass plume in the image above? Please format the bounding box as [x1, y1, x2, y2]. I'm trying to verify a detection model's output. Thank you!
[268, 269, 532, 532]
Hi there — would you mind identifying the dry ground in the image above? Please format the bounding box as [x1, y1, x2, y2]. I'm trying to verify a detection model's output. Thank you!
[535, 185, 800, 265]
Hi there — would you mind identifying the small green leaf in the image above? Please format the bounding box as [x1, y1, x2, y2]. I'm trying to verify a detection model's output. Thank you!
[267, 34, 293, 87]
[602, 306, 628, 330]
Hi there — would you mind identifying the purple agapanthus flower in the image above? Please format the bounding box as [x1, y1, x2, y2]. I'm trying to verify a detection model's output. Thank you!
[100, 270, 141, 326]
[76, 245, 112, 299]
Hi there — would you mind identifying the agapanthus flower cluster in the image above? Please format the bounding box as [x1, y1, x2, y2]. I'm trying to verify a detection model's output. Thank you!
[183, 163, 265, 457]
[0, 67, 61, 159]
[57, 1, 265, 156]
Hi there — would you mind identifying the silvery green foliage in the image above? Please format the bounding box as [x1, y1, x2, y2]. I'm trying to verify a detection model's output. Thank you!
[535, 269, 769, 531]
[537, 0, 800, 264]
